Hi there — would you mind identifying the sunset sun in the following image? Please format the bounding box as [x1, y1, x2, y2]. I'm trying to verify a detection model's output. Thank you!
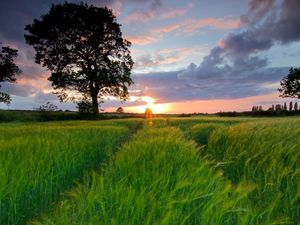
[126, 96, 169, 114]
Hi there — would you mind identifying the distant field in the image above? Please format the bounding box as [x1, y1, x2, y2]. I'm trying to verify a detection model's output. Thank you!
[0, 116, 299, 224]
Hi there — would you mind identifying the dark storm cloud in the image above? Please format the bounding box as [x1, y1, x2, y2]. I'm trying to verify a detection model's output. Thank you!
[242, 0, 300, 44]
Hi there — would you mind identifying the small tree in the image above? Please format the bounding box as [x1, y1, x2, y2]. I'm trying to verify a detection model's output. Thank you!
[0, 44, 21, 104]
[144, 107, 153, 119]
[283, 102, 287, 110]
[36, 102, 58, 111]
[275, 104, 282, 111]
[279, 67, 300, 99]
[77, 100, 94, 114]
[295, 102, 298, 111]
[116, 107, 124, 113]
[25, 2, 133, 116]
[289, 101, 293, 111]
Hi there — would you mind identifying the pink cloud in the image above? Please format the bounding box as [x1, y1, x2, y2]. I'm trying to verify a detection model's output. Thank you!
[151, 17, 241, 35]
[17, 73, 51, 93]
[131, 17, 240, 46]
[126, 35, 160, 45]
[124, 11, 156, 24]
[151, 23, 181, 33]
[182, 18, 241, 32]
[124, 7, 188, 24]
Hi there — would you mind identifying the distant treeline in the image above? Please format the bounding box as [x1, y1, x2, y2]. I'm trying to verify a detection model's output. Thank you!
[217, 110, 300, 117]
[252, 101, 299, 112]
[0, 110, 144, 122]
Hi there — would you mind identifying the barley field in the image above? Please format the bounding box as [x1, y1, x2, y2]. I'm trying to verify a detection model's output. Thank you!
[0, 116, 299, 224]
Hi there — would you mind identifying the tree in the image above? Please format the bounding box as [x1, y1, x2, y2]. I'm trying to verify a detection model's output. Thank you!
[289, 101, 293, 111]
[116, 107, 124, 113]
[36, 101, 58, 111]
[278, 67, 300, 99]
[275, 104, 282, 111]
[144, 107, 153, 119]
[295, 102, 298, 111]
[25, 2, 133, 115]
[77, 100, 94, 114]
[283, 102, 287, 110]
[0, 44, 21, 104]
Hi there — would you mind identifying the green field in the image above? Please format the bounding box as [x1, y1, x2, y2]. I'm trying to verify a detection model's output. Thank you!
[0, 116, 299, 224]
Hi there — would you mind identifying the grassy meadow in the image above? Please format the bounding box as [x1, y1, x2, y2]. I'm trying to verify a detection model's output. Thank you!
[0, 116, 299, 224]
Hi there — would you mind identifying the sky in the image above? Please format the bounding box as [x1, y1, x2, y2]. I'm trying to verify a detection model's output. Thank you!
[0, 0, 300, 113]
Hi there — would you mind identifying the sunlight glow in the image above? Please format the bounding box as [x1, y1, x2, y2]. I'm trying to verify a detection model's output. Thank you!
[125, 96, 170, 114]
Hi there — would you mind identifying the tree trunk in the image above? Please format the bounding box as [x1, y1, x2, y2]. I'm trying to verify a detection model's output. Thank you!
[91, 92, 99, 116]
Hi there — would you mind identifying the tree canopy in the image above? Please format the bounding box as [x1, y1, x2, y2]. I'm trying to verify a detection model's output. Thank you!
[116, 106, 124, 113]
[278, 67, 300, 99]
[25, 2, 133, 115]
[0, 44, 21, 104]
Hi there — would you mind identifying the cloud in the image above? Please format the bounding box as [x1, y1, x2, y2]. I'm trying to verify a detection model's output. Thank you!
[133, 46, 209, 72]
[129, 17, 240, 46]
[241, 0, 300, 44]
[123, 0, 162, 23]
[150, 17, 240, 36]
[174, 0, 300, 102]
[123, 1, 190, 24]
[181, 18, 241, 33]
[128, 0, 300, 104]
[160, 8, 188, 20]
[126, 34, 161, 45]
[130, 64, 288, 104]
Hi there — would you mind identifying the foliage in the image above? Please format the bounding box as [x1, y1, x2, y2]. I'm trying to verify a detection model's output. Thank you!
[205, 120, 300, 223]
[0, 120, 140, 224]
[279, 67, 300, 99]
[34, 127, 255, 225]
[25, 2, 133, 115]
[116, 106, 124, 113]
[76, 100, 94, 115]
[2, 116, 300, 224]
[0, 44, 21, 104]
[144, 107, 152, 119]
[36, 101, 58, 112]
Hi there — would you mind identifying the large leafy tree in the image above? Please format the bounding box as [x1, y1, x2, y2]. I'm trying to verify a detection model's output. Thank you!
[0, 44, 21, 104]
[25, 2, 133, 115]
[278, 67, 300, 99]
